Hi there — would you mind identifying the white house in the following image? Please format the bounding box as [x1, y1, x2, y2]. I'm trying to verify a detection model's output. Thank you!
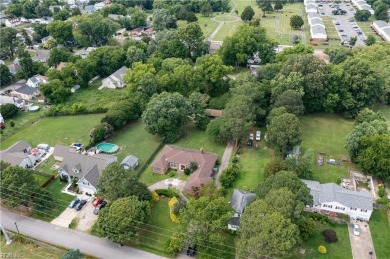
[305, 3, 318, 13]
[352, 0, 374, 14]
[27, 75, 48, 88]
[0, 140, 39, 168]
[0, 95, 25, 108]
[310, 24, 327, 40]
[5, 18, 21, 27]
[372, 20, 390, 42]
[303, 180, 373, 221]
[56, 145, 117, 194]
[101, 66, 127, 89]
[227, 189, 256, 231]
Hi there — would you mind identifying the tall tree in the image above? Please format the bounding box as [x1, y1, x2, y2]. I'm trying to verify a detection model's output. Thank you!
[237, 199, 300, 258]
[178, 22, 207, 59]
[273, 90, 305, 115]
[241, 6, 255, 21]
[88, 46, 126, 77]
[16, 48, 35, 79]
[267, 112, 301, 155]
[97, 162, 150, 201]
[354, 10, 371, 21]
[256, 0, 274, 17]
[46, 20, 73, 44]
[124, 62, 156, 92]
[0, 166, 40, 207]
[220, 24, 276, 66]
[152, 9, 177, 31]
[48, 47, 72, 67]
[290, 15, 304, 29]
[374, 2, 389, 21]
[97, 196, 151, 243]
[130, 9, 147, 28]
[0, 27, 19, 58]
[365, 35, 376, 46]
[142, 92, 192, 143]
[40, 79, 71, 104]
[0, 64, 13, 86]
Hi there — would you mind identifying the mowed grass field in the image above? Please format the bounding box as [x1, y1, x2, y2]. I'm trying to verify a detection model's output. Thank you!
[1, 114, 104, 149]
[300, 114, 354, 183]
[177, 15, 219, 39]
[291, 221, 352, 259]
[370, 210, 390, 259]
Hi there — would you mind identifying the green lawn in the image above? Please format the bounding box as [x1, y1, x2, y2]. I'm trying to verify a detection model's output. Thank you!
[1, 114, 103, 149]
[137, 198, 180, 256]
[0, 236, 66, 259]
[36, 156, 58, 175]
[139, 165, 172, 186]
[109, 120, 161, 164]
[234, 141, 272, 192]
[0, 108, 45, 141]
[66, 85, 128, 110]
[30, 177, 75, 221]
[292, 221, 352, 259]
[177, 15, 219, 39]
[300, 114, 354, 183]
[33, 173, 49, 186]
[175, 124, 226, 159]
[370, 210, 390, 259]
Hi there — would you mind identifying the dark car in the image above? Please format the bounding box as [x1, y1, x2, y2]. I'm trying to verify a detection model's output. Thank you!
[339, 29, 344, 32]
[93, 201, 107, 215]
[69, 198, 80, 208]
[75, 200, 87, 211]
[246, 139, 253, 148]
[186, 247, 197, 257]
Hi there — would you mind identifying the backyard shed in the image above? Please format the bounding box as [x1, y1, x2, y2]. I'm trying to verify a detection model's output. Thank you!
[121, 155, 139, 170]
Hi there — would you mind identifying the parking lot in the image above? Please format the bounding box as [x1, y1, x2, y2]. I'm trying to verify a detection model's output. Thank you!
[319, 2, 366, 46]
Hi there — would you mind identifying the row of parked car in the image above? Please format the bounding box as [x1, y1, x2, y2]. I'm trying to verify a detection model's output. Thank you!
[68, 197, 107, 214]
[247, 131, 262, 148]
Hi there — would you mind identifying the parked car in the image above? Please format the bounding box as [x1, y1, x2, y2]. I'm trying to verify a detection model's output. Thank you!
[186, 247, 197, 257]
[69, 198, 80, 208]
[352, 224, 360, 236]
[256, 131, 261, 141]
[75, 200, 87, 211]
[93, 201, 107, 215]
[249, 133, 254, 140]
[246, 139, 253, 148]
[327, 159, 340, 165]
[92, 198, 102, 207]
[339, 29, 344, 32]
[335, 22, 340, 25]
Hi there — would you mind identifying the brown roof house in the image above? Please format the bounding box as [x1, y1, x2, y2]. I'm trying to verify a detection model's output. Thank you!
[151, 145, 218, 195]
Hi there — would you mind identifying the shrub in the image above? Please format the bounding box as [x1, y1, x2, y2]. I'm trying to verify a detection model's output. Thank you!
[219, 165, 239, 189]
[378, 186, 386, 198]
[0, 104, 19, 119]
[151, 191, 159, 202]
[318, 245, 327, 254]
[376, 197, 388, 205]
[322, 229, 338, 243]
[183, 168, 191, 176]
[168, 197, 180, 223]
[172, 199, 186, 215]
[155, 188, 179, 198]
[10, 120, 15, 127]
[305, 212, 329, 223]
[168, 170, 177, 177]
[165, 234, 184, 255]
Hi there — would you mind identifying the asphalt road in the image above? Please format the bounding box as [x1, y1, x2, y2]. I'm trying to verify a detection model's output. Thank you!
[1, 210, 165, 259]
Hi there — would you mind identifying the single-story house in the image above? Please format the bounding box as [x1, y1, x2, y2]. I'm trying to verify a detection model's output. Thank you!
[205, 109, 223, 119]
[0, 95, 25, 108]
[303, 179, 373, 221]
[372, 20, 390, 42]
[151, 145, 218, 195]
[121, 155, 139, 170]
[32, 50, 50, 63]
[58, 145, 117, 194]
[11, 85, 39, 100]
[310, 24, 327, 40]
[227, 189, 256, 231]
[27, 75, 48, 88]
[305, 3, 318, 13]
[0, 140, 39, 168]
[101, 66, 127, 89]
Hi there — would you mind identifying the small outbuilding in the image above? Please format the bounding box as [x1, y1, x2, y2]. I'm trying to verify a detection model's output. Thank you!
[121, 155, 139, 170]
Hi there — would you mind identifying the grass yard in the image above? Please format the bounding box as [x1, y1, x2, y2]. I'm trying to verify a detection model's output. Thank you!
[0, 236, 66, 259]
[0, 108, 45, 141]
[292, 221, 352, 258]
[234, 142, 272, 192]
[66, 85, 128, 110]
[137, 198, 180, 256]
[1, 114, 103, 150]
[109, 120, 161, 164]
[370, 210, 390, 259]
[30, 177, 75, 221]
[139, 165, 171, 186]
[36, 156, 58, 175]
[177, 15, 219, 39]
[322, 17, 340, 40]
[33, 173, 49, 186]
[300, 114, 354, 183]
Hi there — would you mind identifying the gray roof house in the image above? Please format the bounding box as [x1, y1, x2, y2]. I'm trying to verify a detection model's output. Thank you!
[0, 140, 39, 168]
[101, 66, 127, 89]
[227, 189, 256, 231]
[58, 146, 117, 194]
[32, 50, 50, 63]
[303, 180, 373, 221]
[121, 155, 139, 170]
[11, 85, 40, 100]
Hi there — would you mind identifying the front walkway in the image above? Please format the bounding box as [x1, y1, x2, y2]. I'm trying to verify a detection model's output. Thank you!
[348, 219, 376, 259]
[215, 141, 234, 188]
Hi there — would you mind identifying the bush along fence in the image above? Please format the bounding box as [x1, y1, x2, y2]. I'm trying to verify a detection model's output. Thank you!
[40, 175, 56, 189]
[136, 142, 165, 177]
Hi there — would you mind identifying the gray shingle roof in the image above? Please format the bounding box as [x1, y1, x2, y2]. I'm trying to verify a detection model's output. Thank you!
[230, 189, 256, 213]
[0, 140, 31, 166]
[84, 164, 100, 187]
[5, 140, 31, 153]
[15, 85, 37, 95]
[302, 180, 373, 211]
[121, 155, 138, 167]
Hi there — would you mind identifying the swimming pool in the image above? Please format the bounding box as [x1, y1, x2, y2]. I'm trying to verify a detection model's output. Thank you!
[96, 143, 119, 154]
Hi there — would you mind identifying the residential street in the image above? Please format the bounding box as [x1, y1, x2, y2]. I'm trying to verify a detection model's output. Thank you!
[1, 210, 165, 259]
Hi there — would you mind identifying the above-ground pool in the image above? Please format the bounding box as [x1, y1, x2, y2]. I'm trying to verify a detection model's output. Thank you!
[96, 143, 119, 154]
[28, 105, 40, 112]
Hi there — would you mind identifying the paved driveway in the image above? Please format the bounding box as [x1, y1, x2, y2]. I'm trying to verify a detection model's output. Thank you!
[75, 199, 98, 232]
[348, 220, 376, 259]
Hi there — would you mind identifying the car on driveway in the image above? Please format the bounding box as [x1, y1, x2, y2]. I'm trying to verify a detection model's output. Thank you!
[256, 131, 261, 141]
[69, 198, 80, 208]
[75, 200, 87, 211]
[92, 198, 102, 207]
[335, 22, 340, 25]
[93, 201, 107, 215]
[246, 139, 253, 148]
[339, 29, 344, 32]
[249, 133, 254, 140]
[353, 224, 360, 236]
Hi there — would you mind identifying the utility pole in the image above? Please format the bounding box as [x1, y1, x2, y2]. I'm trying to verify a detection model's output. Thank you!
[14, 222, 19, 234]
[0, 222, 12, 245]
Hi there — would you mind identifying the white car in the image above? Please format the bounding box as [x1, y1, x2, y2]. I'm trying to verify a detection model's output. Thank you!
[256, 131, 261, 141]
[249, 133, 254, 140]
[353, 224, 360, 236]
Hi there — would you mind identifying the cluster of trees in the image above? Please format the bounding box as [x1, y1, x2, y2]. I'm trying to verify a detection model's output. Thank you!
[238, 171, 315, 258]
[5, 0, 62, 18]
[369, 0, 389, 21]
[95, 162, 151, 243]
[345, 108, 390, 181]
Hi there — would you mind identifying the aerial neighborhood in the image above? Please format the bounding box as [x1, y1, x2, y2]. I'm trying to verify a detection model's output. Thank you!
[0, 0, 389, 258]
